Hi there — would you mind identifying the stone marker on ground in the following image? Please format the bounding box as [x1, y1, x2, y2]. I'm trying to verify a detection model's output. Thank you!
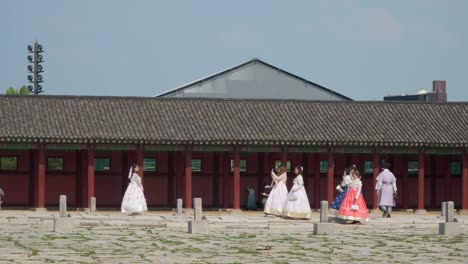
[446, 201, 454, 222]
[314, 200, 334, 235]
[188, 198, 209, 234]
[54, 217, 73, 233]
[194, 198, 202, 220]
[320, 200, 328, 223]
[59, 195, 67, 217]
[439, 201, 460, 235]
[176, 199, 183, 214]
[90, 197, 96, 213]
[441, 201, 447, 217]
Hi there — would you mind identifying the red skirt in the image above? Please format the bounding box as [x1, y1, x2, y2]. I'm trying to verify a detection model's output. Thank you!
[338, 188, 369, 221]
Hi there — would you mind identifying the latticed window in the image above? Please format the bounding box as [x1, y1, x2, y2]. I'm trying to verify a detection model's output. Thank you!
[47, 158, 64, 171]
[0, 157, 17, 170]
[144, 158, 156, 171]
[191, 159, 202, 172]
[230, 160, 247, 172]
[408, 161, 418, 174]
[95, 158, 111, 172]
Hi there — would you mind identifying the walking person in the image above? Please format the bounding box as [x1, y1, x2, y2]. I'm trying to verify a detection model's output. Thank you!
[338, 166, 369, 224]
[376, 160, 397, 218]
[283, 166, 312, 219]
[246, 185, 258, 210]
[264, 165, 288, 216]
[330, 167, 353, 213]
[121, 164, 148, 215]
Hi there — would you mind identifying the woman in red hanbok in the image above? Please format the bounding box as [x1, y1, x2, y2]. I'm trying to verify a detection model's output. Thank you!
[338, 166, 369, 224]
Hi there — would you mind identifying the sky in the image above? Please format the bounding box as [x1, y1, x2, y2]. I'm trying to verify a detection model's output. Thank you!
[1, 0, 467, 101]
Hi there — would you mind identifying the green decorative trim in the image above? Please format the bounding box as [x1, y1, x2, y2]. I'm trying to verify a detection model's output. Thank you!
[0, 143, 38, 150]
[379, 148, 418, 154]
[287, 147, 328, 153]
[192, 146, 234, 152]
[144, 145, 185, 152]
[95, 144, 138, 151]
[240, 146, 282, 153]
[333, 147, 373, 154]
[46, 144, 87, 150]
[424, 148, 464, 155]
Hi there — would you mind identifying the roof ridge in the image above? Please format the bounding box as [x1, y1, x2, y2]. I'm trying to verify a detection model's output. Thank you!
[0, 95, 467, 105]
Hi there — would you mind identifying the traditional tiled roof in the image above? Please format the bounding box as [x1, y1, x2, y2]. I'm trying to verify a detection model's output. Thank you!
[0, 95, 467, 148]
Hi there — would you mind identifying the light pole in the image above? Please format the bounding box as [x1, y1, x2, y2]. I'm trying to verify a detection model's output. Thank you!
[27, 42, 44, 95]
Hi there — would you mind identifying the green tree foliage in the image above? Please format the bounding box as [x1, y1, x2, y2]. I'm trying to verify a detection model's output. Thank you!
[6, 87, 17, 95]
[5, 86, 30, 95]
[19, 85, 29, 95]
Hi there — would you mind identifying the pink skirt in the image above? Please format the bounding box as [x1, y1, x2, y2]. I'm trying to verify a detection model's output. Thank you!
[338, 188, 369, 221]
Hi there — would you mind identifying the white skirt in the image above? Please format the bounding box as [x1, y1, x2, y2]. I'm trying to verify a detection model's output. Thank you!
[264, 181, 288, 216]
[121, 182, 148, 213]
[283, 187, 312, 219]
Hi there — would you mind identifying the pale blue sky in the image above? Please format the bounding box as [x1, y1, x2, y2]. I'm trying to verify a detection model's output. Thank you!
[1, 0, 467, 100]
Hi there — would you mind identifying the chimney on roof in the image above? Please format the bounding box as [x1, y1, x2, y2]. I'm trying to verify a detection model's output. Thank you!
[432, 80, 447, 102]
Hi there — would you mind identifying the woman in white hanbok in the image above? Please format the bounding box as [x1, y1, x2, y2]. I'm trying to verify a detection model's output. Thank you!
[264, 165, 288, 216]
[283, 166, 312, 219]
[121, 164, 148, 214]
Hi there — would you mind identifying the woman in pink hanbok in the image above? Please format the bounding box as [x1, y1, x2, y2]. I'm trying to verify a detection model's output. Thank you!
[264, 165, 288, 216]
[121, 164, 148, 215]
[338, 166, 369, 224]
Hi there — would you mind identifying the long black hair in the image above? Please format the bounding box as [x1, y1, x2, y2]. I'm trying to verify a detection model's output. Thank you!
[295, 165, 304, 176]
[349, 164, 361, 179]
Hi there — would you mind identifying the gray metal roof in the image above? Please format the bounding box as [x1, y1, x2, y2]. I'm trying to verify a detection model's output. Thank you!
[157, 58, 353, 101]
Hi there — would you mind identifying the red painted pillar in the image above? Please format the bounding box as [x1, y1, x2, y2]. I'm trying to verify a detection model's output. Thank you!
[136, 146, 144, 185]
[372, 151, 380, 209]
[185, 147, 192, 209]
[417, 150, 425, 211]
[313, 154, 320, 209]
[36, 145, 46, 209]
[327, 148, 334, 204]
[462, 152, 468, 210]
[401, 155, 409, 209]
[167, 152, 175, 207]
[86, 145, 95, 208]
[233, 147, 241, 209]
[175, 152, 184, 201]
[222, 152, 229, 208]
[281, 147, 287, 167]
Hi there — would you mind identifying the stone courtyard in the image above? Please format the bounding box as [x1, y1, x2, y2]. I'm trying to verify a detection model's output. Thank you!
[0, 210, 466, 264]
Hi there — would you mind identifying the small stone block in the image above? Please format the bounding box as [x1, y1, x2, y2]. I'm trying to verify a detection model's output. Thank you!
[188, 220, 209, 234]
[439, 222, 460, 236]
[90, 197, 96, 213]
[441, 202, 447, 217]
[193, 198, 203, 220]
[320, 201, 328, 223]
[59, 195, 67, 217]
[54, 217, 73, 233]
[446, 201, 454, 222]
[314, 223, 335, 235]
[176, 199, 183, 214]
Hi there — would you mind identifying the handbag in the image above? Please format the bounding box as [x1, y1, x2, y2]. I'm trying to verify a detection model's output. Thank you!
[288, 194, 297, 201]
[350, 204, 359, 211]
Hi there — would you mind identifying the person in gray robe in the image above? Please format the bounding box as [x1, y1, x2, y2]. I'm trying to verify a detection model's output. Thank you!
[375, 160, 397, 218]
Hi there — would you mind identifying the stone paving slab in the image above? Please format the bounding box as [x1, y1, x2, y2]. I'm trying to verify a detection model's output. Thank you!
[0, 210, 466, 263]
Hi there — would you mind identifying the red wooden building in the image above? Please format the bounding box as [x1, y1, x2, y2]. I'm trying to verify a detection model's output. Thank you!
[0, 95, 467, 212]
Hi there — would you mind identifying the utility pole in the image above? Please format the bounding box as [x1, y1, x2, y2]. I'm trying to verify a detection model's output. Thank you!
[27, 42, 44, 95]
